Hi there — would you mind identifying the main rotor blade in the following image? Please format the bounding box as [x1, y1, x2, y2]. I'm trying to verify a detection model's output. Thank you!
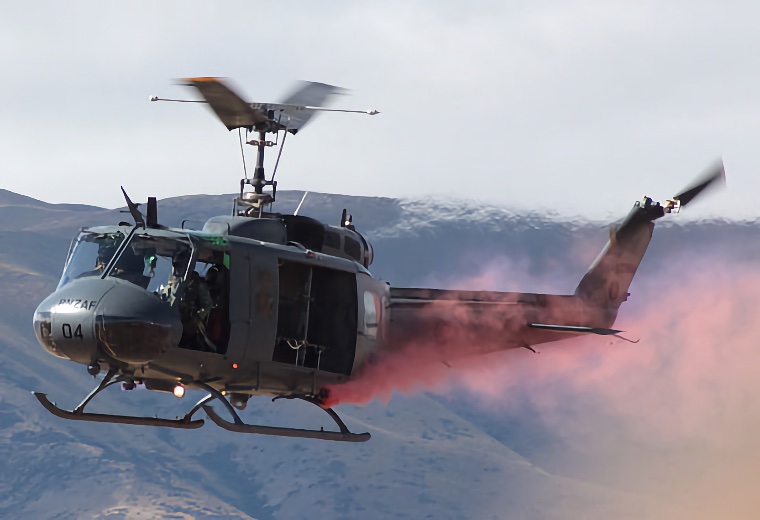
[182, 77, 270, 131]
[673, 160, 726, 207]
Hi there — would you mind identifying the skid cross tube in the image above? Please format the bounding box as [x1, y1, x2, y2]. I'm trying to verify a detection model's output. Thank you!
[73, 367, 119, 413]
[182, 393, 217, 422]
[187, 380, 245, 425]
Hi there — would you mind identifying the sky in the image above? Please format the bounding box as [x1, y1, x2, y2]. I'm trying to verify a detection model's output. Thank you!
[1, 0, 758, 220]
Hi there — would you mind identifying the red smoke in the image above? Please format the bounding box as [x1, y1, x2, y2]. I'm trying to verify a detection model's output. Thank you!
[323, 254, 760, 435]
[321, 256, 601, 408]
[466, 257, 760, 445]
[325, 253, 760, 517]
[470, 257, 760, 518]
[320, 333, 459, 408]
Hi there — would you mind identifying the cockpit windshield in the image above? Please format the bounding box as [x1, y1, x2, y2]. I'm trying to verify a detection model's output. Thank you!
[107, 234, 193, 295]
[58, 230, 194, 295]
[59, 228, 232, 354]
[58, 231, 125, 289]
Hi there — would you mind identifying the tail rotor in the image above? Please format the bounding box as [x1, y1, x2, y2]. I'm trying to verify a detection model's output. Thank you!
[664, 160, 726, 214]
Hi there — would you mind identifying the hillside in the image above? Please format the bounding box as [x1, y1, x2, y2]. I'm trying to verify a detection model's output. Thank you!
[0, 190, 758, 518]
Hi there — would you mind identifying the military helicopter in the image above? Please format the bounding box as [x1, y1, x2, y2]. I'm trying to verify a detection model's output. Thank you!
[32, 77, 725, 442]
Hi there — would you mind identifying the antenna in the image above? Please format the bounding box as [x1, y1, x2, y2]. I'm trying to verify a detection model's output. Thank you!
[294, 192, 309, 216]
[146, 197, 158, 228]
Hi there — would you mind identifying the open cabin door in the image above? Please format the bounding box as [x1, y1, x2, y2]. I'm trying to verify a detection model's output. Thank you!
[168, 245, 232, 356]
[273, 260, 357, 375]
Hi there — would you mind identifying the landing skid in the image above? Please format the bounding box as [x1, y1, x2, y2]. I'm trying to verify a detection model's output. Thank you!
[33, 392, 204, 429]
[203, 394, 371, 442]
[32, 368, 204, 430]
[33, 369, 370, 442]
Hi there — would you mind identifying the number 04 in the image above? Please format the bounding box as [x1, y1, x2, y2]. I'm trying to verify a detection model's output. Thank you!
[61, 323, 84, 340]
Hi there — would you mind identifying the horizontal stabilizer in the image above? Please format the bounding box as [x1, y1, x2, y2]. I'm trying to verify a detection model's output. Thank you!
[528, 323, 622, 335]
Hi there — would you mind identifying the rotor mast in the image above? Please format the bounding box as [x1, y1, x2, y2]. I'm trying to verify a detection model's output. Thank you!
[238, 128, 278, 216]
[253, 131, 267, 193]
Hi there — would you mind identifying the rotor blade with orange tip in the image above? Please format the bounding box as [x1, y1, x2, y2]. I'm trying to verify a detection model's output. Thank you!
[181, 77, 269, 131]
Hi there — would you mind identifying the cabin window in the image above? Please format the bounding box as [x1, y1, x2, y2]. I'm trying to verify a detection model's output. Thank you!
[274, 261, 357, 375]
[363, 291, 379, 339]
[324, 230, 341, 249]
[344, 237, 361, 261]
[285, 216, 325, 250]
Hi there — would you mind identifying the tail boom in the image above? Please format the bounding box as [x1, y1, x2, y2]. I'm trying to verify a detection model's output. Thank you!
[385, 164, 725, 359]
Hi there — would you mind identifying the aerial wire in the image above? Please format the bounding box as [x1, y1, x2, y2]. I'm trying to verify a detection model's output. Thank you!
[238, 128, 248, 180]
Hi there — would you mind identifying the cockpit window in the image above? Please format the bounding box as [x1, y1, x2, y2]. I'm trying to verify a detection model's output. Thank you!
[58, 231, 125, 289]
[59, 228, 232, 354]
[108, 234, 192, 295]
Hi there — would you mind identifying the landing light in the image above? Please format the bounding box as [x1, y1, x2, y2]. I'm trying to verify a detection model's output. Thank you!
[173, 384, 185, 398]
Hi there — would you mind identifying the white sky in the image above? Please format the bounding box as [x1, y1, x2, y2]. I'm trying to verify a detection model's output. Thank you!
[1, 1, 757, 220]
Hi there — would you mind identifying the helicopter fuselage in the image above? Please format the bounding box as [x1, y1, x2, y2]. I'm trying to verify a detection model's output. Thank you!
[33, 215, 388, 403]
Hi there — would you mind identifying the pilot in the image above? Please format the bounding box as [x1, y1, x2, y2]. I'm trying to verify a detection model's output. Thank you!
[111, 248, 149, 288]
[78, 245, 116, 278]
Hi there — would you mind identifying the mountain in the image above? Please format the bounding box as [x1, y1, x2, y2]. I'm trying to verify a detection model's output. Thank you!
[1, 190, 758, 519]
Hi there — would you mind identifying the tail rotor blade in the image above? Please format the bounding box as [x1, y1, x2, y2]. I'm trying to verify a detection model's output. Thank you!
[673, 160, 726, 208]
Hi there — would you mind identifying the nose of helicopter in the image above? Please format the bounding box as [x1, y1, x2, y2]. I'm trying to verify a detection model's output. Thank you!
[33, 278, 182, 366]
[96, 280, 182, 364]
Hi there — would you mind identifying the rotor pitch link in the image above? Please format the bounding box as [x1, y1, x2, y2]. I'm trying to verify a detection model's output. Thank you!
[33, 392, 205, 429]
[202, 405, 371, 442]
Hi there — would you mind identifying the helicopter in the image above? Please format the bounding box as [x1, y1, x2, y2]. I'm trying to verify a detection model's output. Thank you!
[32, 77, 725, 442]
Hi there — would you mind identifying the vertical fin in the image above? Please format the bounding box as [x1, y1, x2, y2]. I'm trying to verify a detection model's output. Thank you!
[575, 201, 663, 323]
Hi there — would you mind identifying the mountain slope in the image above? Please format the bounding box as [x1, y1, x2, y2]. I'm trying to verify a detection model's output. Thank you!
[0, 189, 756, 518]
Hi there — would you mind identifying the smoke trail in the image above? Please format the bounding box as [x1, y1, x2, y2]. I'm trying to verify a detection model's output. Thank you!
[460, 256, 760, 443]
[321, 257, 592, 408]
[322, 246, 760, 517]
[461, 257, 760, 519]
[324, 252, 760, 442]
